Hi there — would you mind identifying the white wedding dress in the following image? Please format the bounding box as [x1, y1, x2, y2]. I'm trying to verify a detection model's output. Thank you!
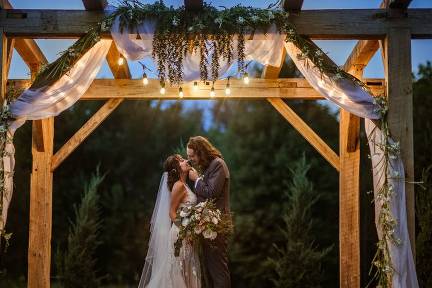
[138, 173, 201, 288]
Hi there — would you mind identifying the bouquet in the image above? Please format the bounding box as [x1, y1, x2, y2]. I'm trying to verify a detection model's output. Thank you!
[174, 200, 233, 257]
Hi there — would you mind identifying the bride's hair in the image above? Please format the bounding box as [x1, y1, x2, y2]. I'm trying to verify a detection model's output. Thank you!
[163, 154, 182, 191]
[187, 136, 222, 169]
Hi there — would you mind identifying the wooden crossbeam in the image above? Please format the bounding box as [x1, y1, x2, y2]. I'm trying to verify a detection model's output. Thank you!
[51, 98, 122, 171]
[2, 9, 432, 39]
[268, 98, 340, 171]
[105, 42, 131, 79]
[7, 78, 385, 100]
[281, 0, 304, 12]
[1, 0, 48, 69]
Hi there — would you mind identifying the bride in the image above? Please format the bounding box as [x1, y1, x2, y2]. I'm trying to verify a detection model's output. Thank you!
[138, 154, 201, 288]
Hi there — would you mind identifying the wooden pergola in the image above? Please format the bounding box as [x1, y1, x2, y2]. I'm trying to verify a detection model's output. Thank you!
[0, 0, 428, 287]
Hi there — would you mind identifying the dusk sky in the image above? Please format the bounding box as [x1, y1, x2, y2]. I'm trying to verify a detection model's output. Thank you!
[6, 0, 432, 127]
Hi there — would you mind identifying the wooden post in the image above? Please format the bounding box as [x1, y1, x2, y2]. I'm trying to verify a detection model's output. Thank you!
[339, 66, 362, 288]
[0, 30, 6, 105]
[383, 28, 415, 254]
[28, 66, 54, 288]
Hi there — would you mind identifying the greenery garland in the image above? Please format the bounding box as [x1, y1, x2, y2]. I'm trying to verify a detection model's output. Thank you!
[1, 1, 399, 286]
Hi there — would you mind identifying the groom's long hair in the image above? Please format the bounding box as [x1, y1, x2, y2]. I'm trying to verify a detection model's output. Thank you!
[187, 136, 222, 170]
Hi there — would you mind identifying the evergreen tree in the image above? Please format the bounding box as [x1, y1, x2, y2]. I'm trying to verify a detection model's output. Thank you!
[56, 167, 105, 288]
[268, 155, 332, 288]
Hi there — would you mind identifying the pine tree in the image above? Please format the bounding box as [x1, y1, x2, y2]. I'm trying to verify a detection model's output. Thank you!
[56, 167, 105, 288]
[268, 155, 332, 288]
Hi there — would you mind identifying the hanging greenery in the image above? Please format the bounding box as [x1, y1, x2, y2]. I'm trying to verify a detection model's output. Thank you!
[1, 1, 400, 286]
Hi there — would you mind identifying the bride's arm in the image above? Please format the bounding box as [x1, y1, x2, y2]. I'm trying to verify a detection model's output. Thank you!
[169, 182, 186, 221]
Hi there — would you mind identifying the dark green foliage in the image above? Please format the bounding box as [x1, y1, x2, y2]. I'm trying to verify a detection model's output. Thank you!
[56, 167, 105, 288]
[268, 155, 332, 288]
[413, 61, 432, 288]
[208, 97, 339, 287]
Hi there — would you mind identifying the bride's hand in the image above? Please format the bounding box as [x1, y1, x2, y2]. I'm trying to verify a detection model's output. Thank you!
[189, 169, 199, 181]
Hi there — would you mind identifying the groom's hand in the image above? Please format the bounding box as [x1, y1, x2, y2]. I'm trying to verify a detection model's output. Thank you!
[189, 169, 199, 182]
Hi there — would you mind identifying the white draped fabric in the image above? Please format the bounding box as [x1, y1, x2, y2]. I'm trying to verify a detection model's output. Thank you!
[284, 41, 418, 287]
[0, 15, 418, 287]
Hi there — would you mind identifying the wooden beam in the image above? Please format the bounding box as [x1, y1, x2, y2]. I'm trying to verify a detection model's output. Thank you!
[28, 116, 54, 288]
[2, 9, 432, 39]
[281, 0, 304, 12]
[105, 42, 131, 79]
[268, 98, 340, 171]
[5, 36, 14, 76]
[0, 30, 7, 106]
[388, 0, 412, 9]
[7, 78, 385, 100]
[82, 0, 107, 10]
[383, 28, 415, 255]
[1, 0, 48, 69]
[184, 0, 203, 11]
[51, 98, 123, 171]
[339, 63, 363, 288]
[339, 108, 361, 288]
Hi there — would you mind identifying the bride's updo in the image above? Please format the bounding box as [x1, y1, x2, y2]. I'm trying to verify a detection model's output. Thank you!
[164, 154, 182, 191]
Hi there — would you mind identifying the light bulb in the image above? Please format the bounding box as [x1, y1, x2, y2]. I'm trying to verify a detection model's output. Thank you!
[225, 84, 231, 95]
[160, 87, 166, 95]
[210, 87, 215, 97]
[243, 73, 250, 85]
[193, 81, 198, 91]
[118, 56, 124, 65]
[142, 73, 149, 85]
[179, 87, 184, 98]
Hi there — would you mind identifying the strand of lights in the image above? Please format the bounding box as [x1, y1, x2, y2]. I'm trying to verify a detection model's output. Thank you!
[139, 61, 150, 85]
[225, 77, 231, 95]
[210, 82, 216, 97]
[179, 87, 184, 98]
[160, 80, 166, 95]
[117, 56, 125, 65]
[142, 72, 149, 85]
[243, 72, 250, 85]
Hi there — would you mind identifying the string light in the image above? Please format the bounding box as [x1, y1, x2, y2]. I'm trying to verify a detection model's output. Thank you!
[243, 72, 250, 85]
[225, 77, 231, 95]
[118, 56, 125, 65]
[179, 87, 184, 98]
[210, 83, 215, 97]
[193, 81, 199, 91]
[142, 73, 149, 85]
[160, 80, 166, 95]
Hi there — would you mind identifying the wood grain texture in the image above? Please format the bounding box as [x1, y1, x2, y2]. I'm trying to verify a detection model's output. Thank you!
[2, 9, 432, 39]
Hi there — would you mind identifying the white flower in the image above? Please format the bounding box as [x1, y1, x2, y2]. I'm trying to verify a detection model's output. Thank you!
[172, 16, 180, 26]
[212, 217, 219, 225]
[315, 50, 324, 57]
[180, 207, 191, 217]
[214, 17, 223, 28]
[194, 225, 204, 234]
[267, 11, 275, 20]
[251, 15, 260, 22]
[182, 217, 190, 227]
[203, 228, 217, 240]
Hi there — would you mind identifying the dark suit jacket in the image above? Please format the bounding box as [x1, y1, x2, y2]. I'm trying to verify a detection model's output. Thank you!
[195, 157, 230, 213]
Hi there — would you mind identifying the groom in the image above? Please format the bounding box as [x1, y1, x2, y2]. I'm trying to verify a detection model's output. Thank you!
[187, 136, 231, 288]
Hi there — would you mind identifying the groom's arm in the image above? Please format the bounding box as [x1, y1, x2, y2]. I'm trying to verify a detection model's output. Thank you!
[195, 160, 226, 200]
